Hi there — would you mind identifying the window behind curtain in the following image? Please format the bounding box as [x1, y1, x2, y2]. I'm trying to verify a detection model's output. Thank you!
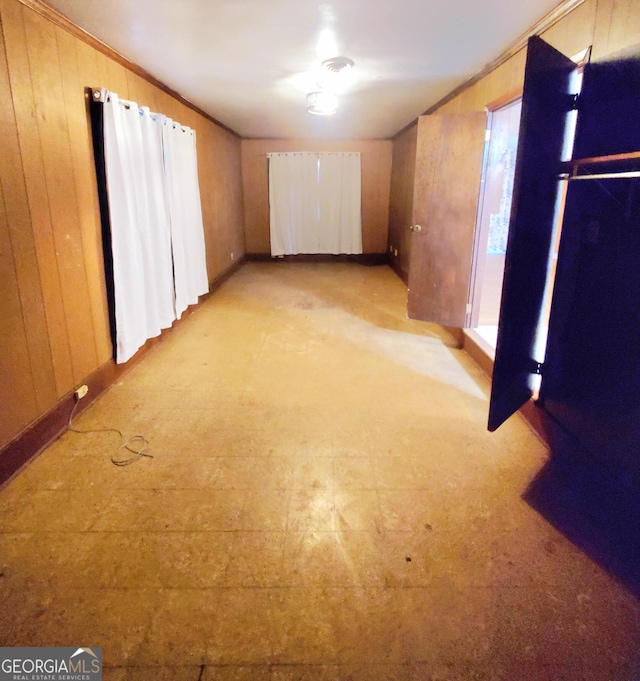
[268, 151, 362, 256]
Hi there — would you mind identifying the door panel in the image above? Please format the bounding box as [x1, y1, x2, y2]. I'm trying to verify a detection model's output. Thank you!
[488, 36, 576, 431]
[407, 112, 486, 327]
[541, 53, 640, 466]
[540, 178, 640, 484]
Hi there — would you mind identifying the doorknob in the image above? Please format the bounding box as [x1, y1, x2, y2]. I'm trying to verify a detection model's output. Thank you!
[410, 224, 422, 232]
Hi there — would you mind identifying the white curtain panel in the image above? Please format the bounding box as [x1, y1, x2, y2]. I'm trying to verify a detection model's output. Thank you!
[101, 89, 208, 363]
[163, 118, 209, 319]
[317, 152, 362, 254]
[103, 91, 154, 363]
[268, 152, 319, 256]
[138, 107, 176, 331]
[163, 121, 209, 318]
[268, 151, 362, 256]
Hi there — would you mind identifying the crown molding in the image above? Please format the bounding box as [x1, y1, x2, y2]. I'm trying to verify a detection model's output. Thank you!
[14, 0, 241, 137]
[394, 0, 586, 138]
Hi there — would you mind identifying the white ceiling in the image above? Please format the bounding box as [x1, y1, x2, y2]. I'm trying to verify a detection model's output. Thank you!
[44, 0, 565, 139]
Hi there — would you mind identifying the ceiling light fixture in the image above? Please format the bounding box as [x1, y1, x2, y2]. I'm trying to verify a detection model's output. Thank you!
[305, 56, 354, 116]
[317, 56, 355, 93]
[307, 90, 338, 116]
[320, 56, 354, 75]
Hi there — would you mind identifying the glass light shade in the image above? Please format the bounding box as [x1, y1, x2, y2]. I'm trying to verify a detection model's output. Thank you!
[307, 91, 338, 116]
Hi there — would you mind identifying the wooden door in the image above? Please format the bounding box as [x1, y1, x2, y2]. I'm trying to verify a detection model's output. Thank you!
[488, 36, 576, 431]
[407, 112, 487, 327]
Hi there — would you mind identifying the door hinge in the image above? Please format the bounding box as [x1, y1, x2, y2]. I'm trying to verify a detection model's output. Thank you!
[527, 358, 543, 375]
[465, 303, 472, 315]
[484, 128, 491, 142]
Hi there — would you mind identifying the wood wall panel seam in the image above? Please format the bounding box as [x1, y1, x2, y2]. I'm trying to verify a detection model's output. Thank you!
[0, 175, 41, 441]
[22, 8, 98, 384]
[54, 24, 105, 369]
[0, 12, 58, 414]
[591, 0, 613, 58]
[74, 37, 112, 364]
[2, 0, 75, 397]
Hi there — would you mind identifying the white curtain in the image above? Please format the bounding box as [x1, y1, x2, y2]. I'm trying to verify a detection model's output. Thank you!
[138, 107, 176, 332]
[317, 152, 362, 254]
[163, 120, 209, 318]
[101, 89, 208, 363]
[268, 153, 319, 256]
[268, 151, 362, 256]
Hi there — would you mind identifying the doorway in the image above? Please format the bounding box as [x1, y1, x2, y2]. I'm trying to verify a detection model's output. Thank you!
[469, 97, 522, 353]
[470, 52, 586, 361]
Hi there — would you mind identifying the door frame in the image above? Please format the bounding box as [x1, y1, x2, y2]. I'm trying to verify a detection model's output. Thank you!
[467, 88, 522, 329]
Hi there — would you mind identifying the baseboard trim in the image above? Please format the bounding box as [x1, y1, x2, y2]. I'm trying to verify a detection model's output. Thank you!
[462, 329, 495, 378]
[0, 258, 244, 489]
[388, 259, 408, 284]
[443, 326, 465, 349]
[245, 253, 389, 266]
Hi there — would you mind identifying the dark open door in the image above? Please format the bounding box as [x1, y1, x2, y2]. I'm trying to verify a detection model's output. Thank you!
[488, 36, 576, 431]
[407, 112, 486, 327]
[539, 55, 640, 492]
[540, 176, 640, 478]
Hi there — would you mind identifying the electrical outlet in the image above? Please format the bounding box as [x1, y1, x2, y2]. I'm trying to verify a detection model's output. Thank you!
[74, 384, 89, 401]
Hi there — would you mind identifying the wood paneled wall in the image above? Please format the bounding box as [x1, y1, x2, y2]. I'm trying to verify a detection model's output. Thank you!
[0, 0, 245, 450]
[387, 124, 417, 279]
[241, 139, 392, 255]
[388, 0, 640, 279]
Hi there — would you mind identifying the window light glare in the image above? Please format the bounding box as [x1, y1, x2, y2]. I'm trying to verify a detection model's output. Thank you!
[307, 91, 338, 116]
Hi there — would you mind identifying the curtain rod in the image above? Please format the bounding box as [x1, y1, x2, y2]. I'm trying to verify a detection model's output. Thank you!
[92, 88, 192, 132]
[261, 151, 361, 157]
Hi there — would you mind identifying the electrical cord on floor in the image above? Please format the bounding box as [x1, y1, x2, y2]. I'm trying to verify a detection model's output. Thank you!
[67, 398, 153, 467]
